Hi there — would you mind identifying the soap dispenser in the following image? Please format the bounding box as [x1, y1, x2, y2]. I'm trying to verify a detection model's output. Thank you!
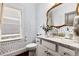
[65, 27, 70, 39]
[65, 27, 68, 38]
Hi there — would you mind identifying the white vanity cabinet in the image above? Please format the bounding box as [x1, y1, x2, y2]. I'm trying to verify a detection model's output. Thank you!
[36, 44, 60, 56]
[36, 36, 79, 56]
[41, 40, 60, 56]
[36, 38, 47, 56]
[36, 38, 48, 56]
[36, 38, 60, 56]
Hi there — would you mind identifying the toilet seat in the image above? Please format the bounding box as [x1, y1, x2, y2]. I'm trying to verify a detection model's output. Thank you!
[26, 43, 37, 50]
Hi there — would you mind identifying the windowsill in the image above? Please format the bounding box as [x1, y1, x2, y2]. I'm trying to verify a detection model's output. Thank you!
[0, 37, 23, 42]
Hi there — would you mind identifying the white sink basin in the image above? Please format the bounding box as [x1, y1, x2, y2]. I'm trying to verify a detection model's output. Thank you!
[26, 43, 37, 50]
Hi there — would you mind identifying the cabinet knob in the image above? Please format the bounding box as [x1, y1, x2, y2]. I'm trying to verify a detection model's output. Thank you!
[37, 40, 39, 42]
[36, 34, 42, 36]
[44, 51, 48, 53]
[47, 52, 53, 56]
[63, 52, 70, 56]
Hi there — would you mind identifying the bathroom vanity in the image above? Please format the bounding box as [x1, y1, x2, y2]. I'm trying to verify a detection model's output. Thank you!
[35, 3, 79, 56]
[36, 36, 79, 56]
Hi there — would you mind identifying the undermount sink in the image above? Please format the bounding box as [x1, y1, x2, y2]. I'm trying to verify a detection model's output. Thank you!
[26, 43, 37, 50]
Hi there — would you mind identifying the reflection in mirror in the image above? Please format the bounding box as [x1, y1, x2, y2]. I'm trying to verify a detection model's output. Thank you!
[47, 3, 77, 27]
[45, 3, 78, 38]
[65, 11, 76, 26]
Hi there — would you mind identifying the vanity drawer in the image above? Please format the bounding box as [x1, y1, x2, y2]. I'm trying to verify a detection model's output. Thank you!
[47, 49, 60, 56]
[42, 40, 56, 51]
[58, 46, 75, 56]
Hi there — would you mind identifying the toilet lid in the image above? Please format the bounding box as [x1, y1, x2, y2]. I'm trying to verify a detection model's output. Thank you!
[26, 43, 37, 48]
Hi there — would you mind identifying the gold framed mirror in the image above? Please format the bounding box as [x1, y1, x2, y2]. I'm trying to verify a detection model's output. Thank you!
[76, 3, 79, 15]
[46, 3, 78, 28]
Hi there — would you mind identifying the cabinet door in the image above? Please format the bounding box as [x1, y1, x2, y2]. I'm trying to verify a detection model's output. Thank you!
[36, 45, 47, 56]
[58, 46, 75, 56]
[42, 40, 56, 51]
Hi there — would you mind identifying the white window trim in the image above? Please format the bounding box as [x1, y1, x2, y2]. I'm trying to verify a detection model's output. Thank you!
[0, 3, 22, 42]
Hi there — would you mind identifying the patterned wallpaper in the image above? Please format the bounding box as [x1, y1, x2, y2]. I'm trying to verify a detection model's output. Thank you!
[0, 39, 26, 56]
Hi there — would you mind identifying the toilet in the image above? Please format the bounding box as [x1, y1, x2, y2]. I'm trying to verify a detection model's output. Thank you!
[26, 43, 37, 56]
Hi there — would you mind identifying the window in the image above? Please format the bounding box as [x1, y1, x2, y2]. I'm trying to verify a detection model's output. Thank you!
[0, 4, 22, 41]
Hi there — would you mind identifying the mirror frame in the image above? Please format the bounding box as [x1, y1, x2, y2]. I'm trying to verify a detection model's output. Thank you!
[76, 3, 79, 15]
[46, 3, 79, 28]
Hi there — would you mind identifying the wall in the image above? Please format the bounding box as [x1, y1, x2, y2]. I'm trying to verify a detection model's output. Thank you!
[0, 3, 36, 55]
[36, 3, 49, 35]
[23, 3, 37, 43]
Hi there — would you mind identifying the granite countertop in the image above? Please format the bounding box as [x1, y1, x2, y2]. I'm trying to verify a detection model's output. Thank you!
[37, 35, 79, 50]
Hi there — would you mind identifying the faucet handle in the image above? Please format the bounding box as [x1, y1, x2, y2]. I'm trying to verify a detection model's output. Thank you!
[36, 34, 42, 36]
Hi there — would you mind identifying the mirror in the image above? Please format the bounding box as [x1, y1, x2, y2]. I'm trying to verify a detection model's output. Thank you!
[46, 3, 78, 28]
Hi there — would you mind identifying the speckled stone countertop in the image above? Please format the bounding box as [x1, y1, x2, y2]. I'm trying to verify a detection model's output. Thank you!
[37, 35, 79, 50]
